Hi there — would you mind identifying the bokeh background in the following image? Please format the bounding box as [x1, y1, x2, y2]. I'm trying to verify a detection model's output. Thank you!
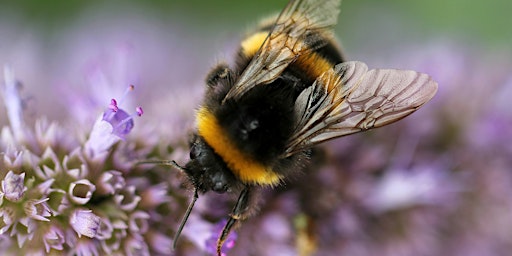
[1, 0, 512, 255]
[1, 0, 511, 120]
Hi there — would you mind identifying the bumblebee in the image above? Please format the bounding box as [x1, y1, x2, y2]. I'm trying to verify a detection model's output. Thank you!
[161, 0, 437, 254]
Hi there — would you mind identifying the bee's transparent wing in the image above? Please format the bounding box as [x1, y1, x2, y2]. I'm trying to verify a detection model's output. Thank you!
[284, 61, 438, 157]
[223, 0, 341, 102]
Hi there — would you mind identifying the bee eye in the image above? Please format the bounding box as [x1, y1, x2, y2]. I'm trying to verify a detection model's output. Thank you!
[189, 144, 199, 159]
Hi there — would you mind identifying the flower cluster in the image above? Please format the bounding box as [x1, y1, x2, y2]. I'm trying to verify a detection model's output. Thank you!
[0, 66, 170, 255]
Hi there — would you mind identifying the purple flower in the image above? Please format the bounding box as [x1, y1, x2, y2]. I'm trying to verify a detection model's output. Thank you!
[123, 234, 150, 256]
[0, 65, 171, 255]
[128, 211, 150, 233]
[2, 66, 25, 142]
[146, 231, 173, 255]
[1, 171, 26, 202]
[70, 209, 101, 238]
[0, 207, 15, 235]
[12, 217, 36, 248]
[84, 86, 143, 159]
[97, 170, 126, 195]
[73, 239, 100, 256]
[205, 220, 238, 256]
[24, 198, 52, 221]
[361, 166, 460, 213]
[95, 216, 114, 240]
[114, 185, 141, 211]
[43, 226, 65, 252]
[69, 179, 97, 205]
[139, 183, 170, 208]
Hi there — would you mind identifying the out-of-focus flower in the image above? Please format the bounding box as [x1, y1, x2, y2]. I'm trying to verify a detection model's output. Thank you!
[43, 225, 65, 252]
[205, 219, 238, 256]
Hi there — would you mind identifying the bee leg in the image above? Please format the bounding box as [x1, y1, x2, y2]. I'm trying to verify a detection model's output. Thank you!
[216, 185, 252, 256]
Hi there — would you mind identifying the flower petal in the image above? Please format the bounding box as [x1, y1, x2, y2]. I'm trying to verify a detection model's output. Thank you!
[96, 170, 125, 195]
[114, 186, 140, 211]
[24, 198, 51, 221]
[43, 225, 65, 253]
[0, 207, 16, 234]
[84, 115, 120, 159]
[128, 211, 150, 233]
[1, 171, 27, 202]
[68, 179, 96, 205]
[70, 209, 101, 238]
[124, 234, 149, 256]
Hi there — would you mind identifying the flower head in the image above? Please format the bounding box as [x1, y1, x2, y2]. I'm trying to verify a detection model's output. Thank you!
[0, 66, 178, 255]
[84, 86, 143, 159]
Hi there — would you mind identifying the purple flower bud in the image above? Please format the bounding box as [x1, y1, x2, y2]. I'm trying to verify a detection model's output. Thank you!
[62, 148, 89, 179]
[74, 239, 100, 256]
[70, 209, 101, 238]
[1, 171, 27, 202]
[1, 148, 24, 169]
[46, 188, 69, 215]
[146, 231, 173, 255]
[139, 183, 169, 208]
[24, 198, 51, 222]
[100, 227, 125, 253]
[35, 178, 55, 196]
[97, 170, 125, 195]
[68, 179, 96, 205]
[123, 234, 149, 256]
[33, 147, 62, 180]
[128, 211, 150, 233]
[14, 217, 36, 247]
[96, 217, 114, 240]
[114, 186, 141, 211]
[43, 226, 65, 252]
[0, 207, 15, 234]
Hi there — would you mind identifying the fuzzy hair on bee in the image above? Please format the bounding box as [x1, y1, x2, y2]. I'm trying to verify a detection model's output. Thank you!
[146, 0, 438, 255]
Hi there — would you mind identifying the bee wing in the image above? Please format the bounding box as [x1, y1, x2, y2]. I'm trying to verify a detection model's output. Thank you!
[284, 61, 438, 157]
[223, 0, 341, 102]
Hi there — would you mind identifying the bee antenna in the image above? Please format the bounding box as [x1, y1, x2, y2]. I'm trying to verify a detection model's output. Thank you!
[173, 188, 199, 249]
[137, 159, 196, 249]
[137, 159, 187, 173]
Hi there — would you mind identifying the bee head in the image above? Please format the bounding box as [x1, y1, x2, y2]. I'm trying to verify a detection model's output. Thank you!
[183, 134, 236, 194]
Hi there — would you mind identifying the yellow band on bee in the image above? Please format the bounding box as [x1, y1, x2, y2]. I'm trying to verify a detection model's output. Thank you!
[241, 32, 268, 57]
[196, 107, 283, 186]
[241, 32, 334, 80]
